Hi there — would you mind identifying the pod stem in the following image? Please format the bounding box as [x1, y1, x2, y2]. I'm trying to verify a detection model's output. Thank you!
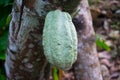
[53, 67, 59, 80]
[71, 9, 80, 18]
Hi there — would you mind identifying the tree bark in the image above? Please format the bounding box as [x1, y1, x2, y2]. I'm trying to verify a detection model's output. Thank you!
[72, 0, 103, 80]
[5, 0, 52, 80]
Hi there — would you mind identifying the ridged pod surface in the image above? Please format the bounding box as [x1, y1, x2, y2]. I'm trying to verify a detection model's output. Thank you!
[42, 10, 77, 70]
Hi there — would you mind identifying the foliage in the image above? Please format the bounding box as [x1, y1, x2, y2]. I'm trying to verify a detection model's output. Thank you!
[0, 66, 6, 80]
[0, 31, 8, 60]
[0, 0, 12, 60]
[96, 34, 111, 51]
[0, 0, 13, 28]
[0, 0, 13, 80]
[0, 0, 12, 59]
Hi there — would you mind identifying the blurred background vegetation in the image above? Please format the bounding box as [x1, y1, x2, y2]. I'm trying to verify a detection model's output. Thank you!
[0, 0, 13, 80]
[0, 0, 119, 80]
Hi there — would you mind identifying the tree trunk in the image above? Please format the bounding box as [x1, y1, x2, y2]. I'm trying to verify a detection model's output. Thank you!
[4, 0, 52, 79]
[72, 0, 103, 80]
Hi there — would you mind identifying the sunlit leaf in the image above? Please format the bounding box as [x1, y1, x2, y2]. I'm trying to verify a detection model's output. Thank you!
[96, 34, 111, 51]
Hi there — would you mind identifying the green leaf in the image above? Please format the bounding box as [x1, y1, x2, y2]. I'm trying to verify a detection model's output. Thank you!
[0, 31, 8, 60]
[96, 39, 103, 49]
[5, 14, 12, 26]
[0, 31, 8, 50]
[0, 0, 10, 6]
[0, 5, 12, 28]
[0, 0, 13, 60]
[96, 34, 111, 51]
[0, 53, 5, 60]
[0, 0, 8, 5]
[102, 41, 111, 51]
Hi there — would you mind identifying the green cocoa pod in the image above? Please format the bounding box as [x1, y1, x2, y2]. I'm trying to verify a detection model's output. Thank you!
[42, 10, 77, 70]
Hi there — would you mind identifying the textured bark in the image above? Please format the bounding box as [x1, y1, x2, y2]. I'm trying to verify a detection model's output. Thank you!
[72, 0, 103, 80]
[5, 0, 52, 80]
